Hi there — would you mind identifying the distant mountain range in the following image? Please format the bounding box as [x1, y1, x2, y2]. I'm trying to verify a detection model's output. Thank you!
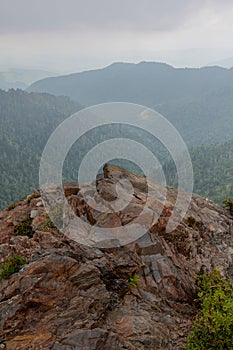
[0, 73, 27, 90]
[28, 62, 233, 106]
[207, 57, 233, 68]
[0, 69, 57, 90]
[28, 62, 233, 147]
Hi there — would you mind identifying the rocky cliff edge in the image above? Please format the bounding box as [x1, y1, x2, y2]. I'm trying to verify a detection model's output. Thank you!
[0, 164, 233, 350]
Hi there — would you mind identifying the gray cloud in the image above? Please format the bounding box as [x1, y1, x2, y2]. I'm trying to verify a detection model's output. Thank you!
[1, 0, 232, 33]
[1, 0, 233, 71]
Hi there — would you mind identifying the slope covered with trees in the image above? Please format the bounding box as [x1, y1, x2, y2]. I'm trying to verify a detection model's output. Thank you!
[0, 88, 232, 209]
[164, 140, 233, 204]
[0, 89, 80, 209]
[191, 141, 233, 203]
[28, 62, 233, 147]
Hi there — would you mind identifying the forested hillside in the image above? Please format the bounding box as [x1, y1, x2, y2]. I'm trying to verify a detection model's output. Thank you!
[28, 62, 233, 108]
[156, 87, 233, 146]
[0, 88, 232, 209]
[28, 62, 233, 147]
[0, 89, 80, 209]
[192, 141, 233, 202]
[165, 140, 233, 203]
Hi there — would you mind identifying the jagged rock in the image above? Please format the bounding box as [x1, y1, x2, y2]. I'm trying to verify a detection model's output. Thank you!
[0, 164, 233, 349]
[30, 210, 40, 219]
[63, 183, 80, 198]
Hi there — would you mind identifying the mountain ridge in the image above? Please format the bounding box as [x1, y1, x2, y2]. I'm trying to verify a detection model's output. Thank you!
[27, 62, 233, 149]
[28, 61, 233, 107]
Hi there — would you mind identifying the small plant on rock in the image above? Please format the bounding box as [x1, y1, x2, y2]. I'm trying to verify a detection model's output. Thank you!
[14, 217, 34, 238]
[7, 201, 20, 211]
[40, 214, 59, 232]
[129, 273, 139, 287]
[187, 216, 196, 228]
[0, 255, 28, 281]
[26, 191, 40, 205]
[223, 198, 233, 213]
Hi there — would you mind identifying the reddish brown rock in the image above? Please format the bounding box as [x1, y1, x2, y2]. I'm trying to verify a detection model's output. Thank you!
[0, 164, 233, 349]
[63, 182, 80, 198]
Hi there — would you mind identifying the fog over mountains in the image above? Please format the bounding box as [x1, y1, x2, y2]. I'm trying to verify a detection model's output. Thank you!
[28, 62, 233, 147]
[0, 69, 58, 91]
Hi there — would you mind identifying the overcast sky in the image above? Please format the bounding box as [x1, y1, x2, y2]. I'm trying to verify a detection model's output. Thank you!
[1, 0, 233, 72]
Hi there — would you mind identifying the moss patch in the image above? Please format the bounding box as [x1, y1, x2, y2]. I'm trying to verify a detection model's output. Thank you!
[14, 217, 34, 238]
[26, 191, 40, 204]
[0, 255, 28, 281]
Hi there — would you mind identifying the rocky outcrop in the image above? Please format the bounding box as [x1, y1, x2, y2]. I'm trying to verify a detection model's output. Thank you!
[0, 165, 233, 350]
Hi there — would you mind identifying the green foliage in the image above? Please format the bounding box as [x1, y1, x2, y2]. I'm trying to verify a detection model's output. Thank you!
[0, 89, 80, 210]
[187, 216, 196, 228]
[0, 255, 28, 281]
[129, 274, 139, 287]
[1, 88, 233, 209]
[14, 217, 34, 238]
[26, 191, 40, 204]
[39, 214, 59, 232]
[223, 198, 233, 213]
[186, 269, 233, 350]
[7, 200, 20, 210]
[165, 140, 233, 204]
[39, 203, 64, 232]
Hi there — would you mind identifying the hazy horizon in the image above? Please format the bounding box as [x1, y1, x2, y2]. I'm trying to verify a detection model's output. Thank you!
[1, 52, 233, 77]
[1, 0, 233, 74]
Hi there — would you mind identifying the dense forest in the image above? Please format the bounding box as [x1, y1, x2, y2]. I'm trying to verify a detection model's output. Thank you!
[164, 140, 233, 203]
[191, 141, 233, 202]
[0, 89, 80, 209]
[0, 89, 232, 209]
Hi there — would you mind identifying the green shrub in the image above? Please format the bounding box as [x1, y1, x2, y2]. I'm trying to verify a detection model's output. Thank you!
[0, 255, 28, 281]
[223, 198, 233, 213]
[39, 203, 64, 232]
[186, 269, 233, 350]
[7, 201, 20, 211]
[39, 214, 59, 232]
[14, 217, 34, 238]
[26, 191, 40, 204]
[129, 274, 139, 287]
[187, 216, 196, 228]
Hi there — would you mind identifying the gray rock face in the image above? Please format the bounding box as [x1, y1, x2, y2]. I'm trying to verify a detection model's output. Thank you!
[0, 164, 232, 349]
